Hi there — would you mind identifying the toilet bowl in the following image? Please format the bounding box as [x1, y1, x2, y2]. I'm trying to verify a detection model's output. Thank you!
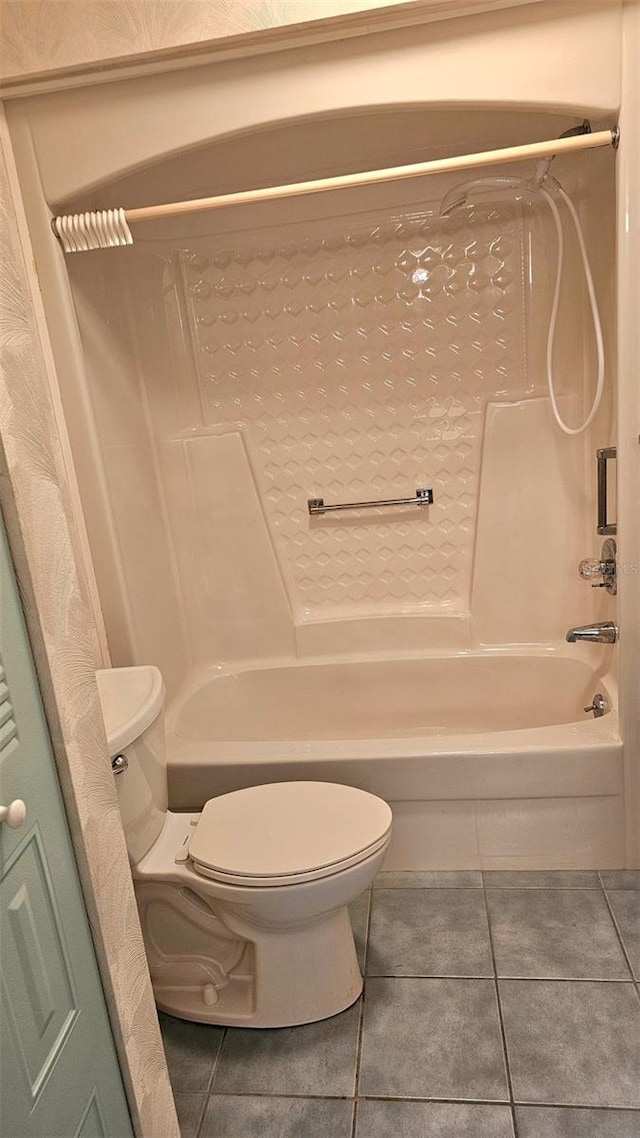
[96, 665, 392, 1027]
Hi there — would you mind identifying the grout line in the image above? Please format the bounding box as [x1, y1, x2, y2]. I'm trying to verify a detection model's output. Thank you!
[474, 975, 635, 984]
[351, 888, 374, 1138]
[510, 1101, 640, 1114]
[599, 872, 640, 893]
[357, 1095, 640, 1112]
[483, 886, 603, 892]
[374, 881, 484, 890]
[481, 876, 519, 1138]
[600, 888, 639, 986]
[203, 1091, 357, 1101]
[192, 1093, 209, 1138]
[361, 887, 373, 977]
[202, 1090, 512, 1104]
[194, 1087, 640, 1111]
[483, 874, 603, 892]
[350, 1097, 359, 1138]
[356, 1094, 511, 1105]
[357, 972, 636, 983]
[366, 971, 495, 980]
[208, 1026, 227, 1092]
[194, 1027, 227, 1138]
[597, 872, 640, 892]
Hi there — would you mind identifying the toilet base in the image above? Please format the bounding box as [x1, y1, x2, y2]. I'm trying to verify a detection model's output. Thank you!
[134, 816, 389, 1027]
[150, 902, 363, 1027]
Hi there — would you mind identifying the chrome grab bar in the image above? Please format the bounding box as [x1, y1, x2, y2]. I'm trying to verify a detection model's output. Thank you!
[308, 488, 433, 516]
[597, 447, 617, 536]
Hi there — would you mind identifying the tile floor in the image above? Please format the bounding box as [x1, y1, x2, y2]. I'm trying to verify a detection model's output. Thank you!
[160, 870, 640, 1138]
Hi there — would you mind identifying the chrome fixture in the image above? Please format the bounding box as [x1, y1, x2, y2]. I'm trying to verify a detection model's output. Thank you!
[584, 692, 608, 718]
[308, 488, 433, 517]
[566, 621, 618, 644]
[111, 753, 128, 775]
[597, 447, 617, 535]
[578, 538, 617, 595]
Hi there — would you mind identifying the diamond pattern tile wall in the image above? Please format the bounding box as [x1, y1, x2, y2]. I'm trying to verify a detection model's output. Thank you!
[179, 205, 527, 619]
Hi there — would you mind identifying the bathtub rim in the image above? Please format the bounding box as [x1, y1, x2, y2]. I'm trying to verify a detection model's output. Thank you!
[166, 648, 619, 763]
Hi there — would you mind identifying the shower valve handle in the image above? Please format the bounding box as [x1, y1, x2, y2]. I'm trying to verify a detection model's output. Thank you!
[578, 558, 603, 579]
[578, 541, 617, 596]
[578, 558, 613, 588]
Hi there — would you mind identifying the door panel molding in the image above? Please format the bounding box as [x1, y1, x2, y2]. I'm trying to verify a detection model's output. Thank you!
[2, 826, 78, 1099]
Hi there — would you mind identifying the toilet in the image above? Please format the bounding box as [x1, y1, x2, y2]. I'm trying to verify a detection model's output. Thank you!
[95, 665, 392, 1028]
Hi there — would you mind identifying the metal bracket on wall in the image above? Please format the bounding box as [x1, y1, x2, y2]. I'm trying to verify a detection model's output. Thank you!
[596, 447, 617, 536]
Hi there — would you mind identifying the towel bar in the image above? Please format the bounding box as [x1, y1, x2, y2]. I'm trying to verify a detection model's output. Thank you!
[308, 488, 433, 516]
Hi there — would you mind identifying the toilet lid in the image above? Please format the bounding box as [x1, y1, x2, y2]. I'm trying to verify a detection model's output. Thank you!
[188, 782, 392, 887]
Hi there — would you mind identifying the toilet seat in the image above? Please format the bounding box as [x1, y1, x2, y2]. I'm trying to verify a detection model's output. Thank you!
[188, 781, 392, 887]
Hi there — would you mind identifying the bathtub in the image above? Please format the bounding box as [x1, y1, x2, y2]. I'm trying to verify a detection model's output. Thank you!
[166, 652, 624, 870]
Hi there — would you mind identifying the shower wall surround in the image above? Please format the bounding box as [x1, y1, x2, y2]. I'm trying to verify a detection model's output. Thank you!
[10, 5, 615, 686]
[72, 184, 594, 678]
[180, 205, 526, 620]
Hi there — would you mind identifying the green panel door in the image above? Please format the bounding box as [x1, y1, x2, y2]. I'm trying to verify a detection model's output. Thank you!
[0, 513, 134, 1138]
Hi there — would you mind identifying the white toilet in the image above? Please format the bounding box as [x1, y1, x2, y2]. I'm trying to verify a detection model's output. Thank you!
[96, 665, 392, 1028]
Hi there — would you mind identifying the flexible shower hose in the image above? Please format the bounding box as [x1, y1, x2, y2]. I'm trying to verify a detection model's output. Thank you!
[539, 181, 605, 436]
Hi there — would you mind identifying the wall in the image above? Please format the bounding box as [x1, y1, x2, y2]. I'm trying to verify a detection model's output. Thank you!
[0, 0, 544, 85]
[0, 109, 179, 1137]
[617, 0, 640, 866]
[7, 4, 621, 206]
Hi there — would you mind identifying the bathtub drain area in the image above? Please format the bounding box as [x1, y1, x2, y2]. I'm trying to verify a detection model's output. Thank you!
[161, 869, 640, 1137]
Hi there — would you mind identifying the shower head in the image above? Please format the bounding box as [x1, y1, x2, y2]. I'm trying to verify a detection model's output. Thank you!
[438, 186, 471, 218]
[438, 175, 524, 217]
[437, 156, 605, 437]
[438, 159, 557, 218]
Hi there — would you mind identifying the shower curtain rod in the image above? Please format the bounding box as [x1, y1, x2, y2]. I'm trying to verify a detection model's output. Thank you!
[52, 126, 618, 254]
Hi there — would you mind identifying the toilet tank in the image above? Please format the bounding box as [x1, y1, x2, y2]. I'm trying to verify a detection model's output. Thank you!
[96, 666, 168, 864]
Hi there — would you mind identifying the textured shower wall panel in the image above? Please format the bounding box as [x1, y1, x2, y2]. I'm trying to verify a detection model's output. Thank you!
[178, 204, 530, 625]
[181, 432, 295, 661]
[472, 398, 589, 645]
[69, 256, 190, 694]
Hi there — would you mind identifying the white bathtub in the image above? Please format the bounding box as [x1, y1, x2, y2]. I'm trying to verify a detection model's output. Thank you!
[166, 652, 624, 870]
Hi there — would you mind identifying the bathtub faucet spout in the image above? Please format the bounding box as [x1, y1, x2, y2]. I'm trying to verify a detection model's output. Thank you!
[566, 621, 618, 644]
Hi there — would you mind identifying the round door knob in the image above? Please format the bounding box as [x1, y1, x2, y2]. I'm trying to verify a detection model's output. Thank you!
[0, 799, 27, 828]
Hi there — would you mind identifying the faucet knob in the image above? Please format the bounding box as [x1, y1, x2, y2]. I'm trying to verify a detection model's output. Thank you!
[577, 540, 617, 596]
[578, 558, 603, 580]
[584, 693, 608, 717]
